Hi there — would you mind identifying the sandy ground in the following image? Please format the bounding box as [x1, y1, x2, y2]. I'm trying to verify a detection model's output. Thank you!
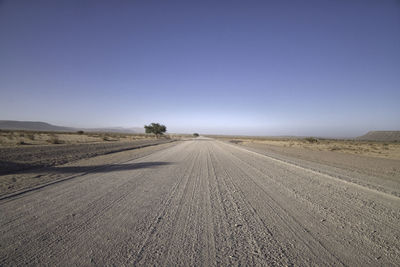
[0, 138, 399, 265]
[213, 136, 400, 160]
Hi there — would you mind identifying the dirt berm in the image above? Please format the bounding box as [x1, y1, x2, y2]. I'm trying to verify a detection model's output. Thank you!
[0, 139, 174, 174]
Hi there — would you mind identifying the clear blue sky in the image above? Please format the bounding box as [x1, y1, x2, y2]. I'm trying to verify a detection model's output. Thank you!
[1, 0, 399, 137]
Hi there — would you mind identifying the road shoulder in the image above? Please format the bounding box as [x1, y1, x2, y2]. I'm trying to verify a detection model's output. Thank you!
[224, 141, 400, 197]
[0, 141, 179, 199]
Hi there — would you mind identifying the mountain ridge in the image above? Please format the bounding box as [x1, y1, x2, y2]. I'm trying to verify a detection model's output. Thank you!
[0, 120, 144, 134]
[356, 131, 400, 142]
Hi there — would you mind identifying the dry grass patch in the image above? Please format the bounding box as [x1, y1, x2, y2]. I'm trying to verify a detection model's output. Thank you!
[0, 130, 157, 147]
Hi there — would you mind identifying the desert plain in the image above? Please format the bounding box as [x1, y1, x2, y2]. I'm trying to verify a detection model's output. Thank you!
[0, 131, 399, 266]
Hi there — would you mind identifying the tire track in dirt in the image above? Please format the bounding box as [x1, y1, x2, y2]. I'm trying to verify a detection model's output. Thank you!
[221, 141, 400, 200]
[1, 142, 189, 265]
[216, 141, 400, 265]
[211, 161, 274, 265]
[132, 148, 200, 265]
[212, 144, 343, 265]
[1, 145, 187, 265]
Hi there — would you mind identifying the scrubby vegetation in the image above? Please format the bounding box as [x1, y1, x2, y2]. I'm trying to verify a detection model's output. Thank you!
[304, 137, 319, 143]
[206, 135, 400, 160]
[48, 135, 63, 144]
[0, 130, 156, 147]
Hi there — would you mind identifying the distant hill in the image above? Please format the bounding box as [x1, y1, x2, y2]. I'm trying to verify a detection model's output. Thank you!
[0, 120, 144, 134]
[0, 120, 75, 132]
[85, 127, 145, 134]
[356, 131, 400, 142]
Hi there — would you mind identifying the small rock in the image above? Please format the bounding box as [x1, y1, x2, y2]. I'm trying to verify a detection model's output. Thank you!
[235, 224, 243, 227]
[320, 219, 326, 222]
[376, 256, 381, 260]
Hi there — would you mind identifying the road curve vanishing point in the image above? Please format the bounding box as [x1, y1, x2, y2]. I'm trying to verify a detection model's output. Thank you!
[1, 137, 399, 266]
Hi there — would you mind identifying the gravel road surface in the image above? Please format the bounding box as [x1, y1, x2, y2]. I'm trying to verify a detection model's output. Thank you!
[1, 137, 399, 266]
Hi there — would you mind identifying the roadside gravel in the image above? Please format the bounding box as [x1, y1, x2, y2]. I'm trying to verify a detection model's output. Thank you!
[233, 141, 400, 197]
[0, 140, 177, 196]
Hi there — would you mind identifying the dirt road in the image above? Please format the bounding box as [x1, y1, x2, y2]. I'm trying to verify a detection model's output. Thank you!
[1, 138, 399, 266]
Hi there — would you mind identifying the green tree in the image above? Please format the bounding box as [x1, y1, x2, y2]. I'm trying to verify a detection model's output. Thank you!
[144, 123, 167, 138]
[193, 133, 199, 137]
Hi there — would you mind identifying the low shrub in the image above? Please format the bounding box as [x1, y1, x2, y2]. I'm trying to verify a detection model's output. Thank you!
[27, 133, 35, 140]
[48, 135, 63, 144]
[330, 146, 341, 151]
[305, 137, 319, 143]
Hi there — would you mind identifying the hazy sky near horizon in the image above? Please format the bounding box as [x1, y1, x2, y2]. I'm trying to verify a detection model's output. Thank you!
[1, 0, 399, 137]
